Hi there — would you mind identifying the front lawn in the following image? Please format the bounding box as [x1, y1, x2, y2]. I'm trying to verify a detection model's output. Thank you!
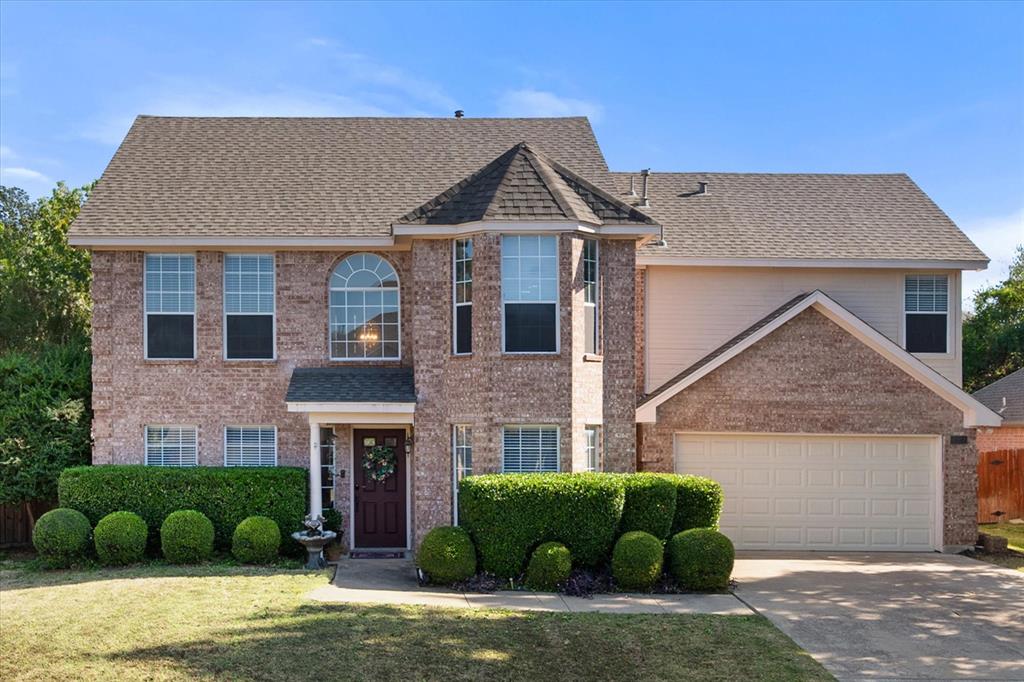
[0, 557, 832, 681]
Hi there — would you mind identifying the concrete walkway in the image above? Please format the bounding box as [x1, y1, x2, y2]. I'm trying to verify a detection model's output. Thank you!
[732, 552, 1024, 681]
[305, 557, 752, 614]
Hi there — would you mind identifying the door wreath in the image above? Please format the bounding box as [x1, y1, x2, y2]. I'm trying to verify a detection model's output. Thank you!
[363, 445, 397, 482]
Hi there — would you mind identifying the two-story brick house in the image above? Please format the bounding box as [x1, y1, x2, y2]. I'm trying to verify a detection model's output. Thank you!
[69, 115, 1000, 553]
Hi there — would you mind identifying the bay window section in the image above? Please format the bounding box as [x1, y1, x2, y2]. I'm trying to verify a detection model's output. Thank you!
[145, 254, 195, 359]
[583, 239, 599, 354]
[452, 425, 473, 523]
[453, 239, 473, 355]
[583, 425, 601, 472]
[904, 275, 949, 354]
[224, 254, 275, 359]
[502, 235, 558, 353]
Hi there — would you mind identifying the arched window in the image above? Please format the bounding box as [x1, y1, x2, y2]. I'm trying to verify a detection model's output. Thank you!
[329, 253, 400, 360]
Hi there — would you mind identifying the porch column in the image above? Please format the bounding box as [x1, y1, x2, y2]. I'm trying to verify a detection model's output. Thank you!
[309, 421, 322, 517]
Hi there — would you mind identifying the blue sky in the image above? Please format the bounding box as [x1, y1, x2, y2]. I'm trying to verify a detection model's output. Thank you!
[1, 1, 1021, 300]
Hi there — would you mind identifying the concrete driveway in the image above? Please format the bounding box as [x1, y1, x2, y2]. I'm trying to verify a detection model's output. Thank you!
[733, 552, 1024, 681]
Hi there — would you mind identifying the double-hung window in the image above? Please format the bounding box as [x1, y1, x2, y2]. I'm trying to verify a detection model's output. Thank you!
[583, 239, 599, 354]
[583, 425, 601, 472]
[453, 239, 473, 355]
[502, 235, 558, 353]
[145, 426, 197, 466]
[145, 254, 195, 359]
[224, 254, 275, 359]
[502, 425, 559, 473]
[452, 425, 473, 523]
[904, 275, 949, 354]
[224, 426, 277, 467]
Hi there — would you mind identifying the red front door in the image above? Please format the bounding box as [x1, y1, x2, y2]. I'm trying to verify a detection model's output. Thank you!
[353, 429, 408, 548]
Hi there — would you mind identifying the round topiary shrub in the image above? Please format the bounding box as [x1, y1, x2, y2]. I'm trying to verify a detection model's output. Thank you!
[416, 526, 476, 584]
[32, 508, 92, 568]
[232, 516, 281, 564]
[160, 510, 215, 563]
[666, 528, 735, 591]
[94, 511, 147, 566]
[611, 530, 663, 591]
[525, 541, 572, 591]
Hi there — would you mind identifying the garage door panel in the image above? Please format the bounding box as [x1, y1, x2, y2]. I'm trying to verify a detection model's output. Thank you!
[674, 433, 939, 551]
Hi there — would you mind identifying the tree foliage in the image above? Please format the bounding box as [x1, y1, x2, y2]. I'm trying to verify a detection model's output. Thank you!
[0, 182, 93, 351]
[964, 245, 1024, 391]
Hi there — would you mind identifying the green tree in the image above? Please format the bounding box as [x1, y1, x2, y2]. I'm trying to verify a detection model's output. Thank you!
[0, 182, 93, 351]
[963, 245, 1024, 391]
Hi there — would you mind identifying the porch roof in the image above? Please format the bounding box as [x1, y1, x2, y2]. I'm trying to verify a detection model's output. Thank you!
[286, 366, 416, 405]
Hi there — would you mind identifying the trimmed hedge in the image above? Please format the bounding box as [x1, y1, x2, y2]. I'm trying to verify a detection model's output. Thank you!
[32, 507, 92, 568]
[666, 474, 723, 534]
[619, 474, 677, 540]
[94, 511, 147, 566]
[525, 542, 572, 591]
[666, 528, 735, 591]
[232, 516, 281, 564]
[459, 473, 626, 578]
[161, 510, 215, 563]
[58, 466, 306, 553]
[416, 526, 476, 584]
[611, 531, 664, 590]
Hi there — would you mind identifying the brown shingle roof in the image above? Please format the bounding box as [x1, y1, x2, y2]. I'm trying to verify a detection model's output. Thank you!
[618, 172, 988, 263]
[396, 143, 656, 226]
[70, 116, 612, 239]
[973, 368, 1024, 425]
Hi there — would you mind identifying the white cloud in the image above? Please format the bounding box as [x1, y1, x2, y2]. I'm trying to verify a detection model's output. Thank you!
[496, 89, 603, 121]
[0, 145, 14, 159]
[961, 208, 1023, 308]
[1, 166, 51, 185]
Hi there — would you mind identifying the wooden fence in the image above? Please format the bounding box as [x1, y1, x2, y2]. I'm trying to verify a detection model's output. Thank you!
[978, 448, 1024, 524]
[0, 501, 54, 549]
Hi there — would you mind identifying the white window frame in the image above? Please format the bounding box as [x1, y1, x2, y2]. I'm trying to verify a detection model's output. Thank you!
[143, 253, 196, 361]
[320, 426, 336, 513]
[900, 273, 952, 358]
[452, 238, 473, 356]
[328, 253, 402, 361]
[501, 425, 560, 473]
[451, 425, 473, 524]
[144, 425, 198, 467]
[223, 425, 278, 467]
[583, 425, 601, 472]
[583, 238, 599, 354]
[223, 253, 276, 361]
[500, 234, 560, 355]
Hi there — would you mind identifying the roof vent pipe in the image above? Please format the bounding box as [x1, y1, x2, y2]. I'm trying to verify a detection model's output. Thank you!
[628, 175, 637, 197]
[640, 168, 650, 207]
[697, 181, 708, 195]
[454, 110, 464, 118]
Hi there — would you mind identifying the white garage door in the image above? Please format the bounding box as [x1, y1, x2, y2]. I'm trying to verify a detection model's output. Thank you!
[674, 433, 941, 551]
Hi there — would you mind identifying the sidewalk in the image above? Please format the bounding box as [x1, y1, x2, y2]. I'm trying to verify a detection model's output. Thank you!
[305, 557, 753, 614]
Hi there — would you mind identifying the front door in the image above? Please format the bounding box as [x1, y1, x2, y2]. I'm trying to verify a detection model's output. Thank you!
[353, 429, 408, 548]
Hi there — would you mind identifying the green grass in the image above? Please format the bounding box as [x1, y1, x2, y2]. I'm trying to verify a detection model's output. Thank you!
[981, 523, 1024, 552]
[0, 557, 832, 681]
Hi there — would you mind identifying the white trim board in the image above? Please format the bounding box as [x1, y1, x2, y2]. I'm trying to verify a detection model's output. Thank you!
[636, 256, 989, 270]
[635, 289, 1002, 428]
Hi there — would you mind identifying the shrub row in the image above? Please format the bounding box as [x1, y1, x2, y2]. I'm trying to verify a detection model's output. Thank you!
[58, 466, 305, 553]
[458, 472, 722, 578]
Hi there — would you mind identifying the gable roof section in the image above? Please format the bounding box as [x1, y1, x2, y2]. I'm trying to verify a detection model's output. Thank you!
[395, 143, 656, 228]
[618, 172, 988, 266]
[973, 368, 1024, 425]
[69, 116, 613, 244]
[636, 290, 1002, 427]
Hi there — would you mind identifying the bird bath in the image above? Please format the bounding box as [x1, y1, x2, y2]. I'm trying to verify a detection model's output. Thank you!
[292, 514, 338, 569]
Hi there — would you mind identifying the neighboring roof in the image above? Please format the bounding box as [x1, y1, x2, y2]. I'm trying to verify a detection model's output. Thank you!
[636, 290, 1001, 427]
[395, 143, 656, 227]
[973, 368, 1024, 425]
[286, 366, 416, 404]
[70, 116, 612, 241]
[618, 172, 988, 265]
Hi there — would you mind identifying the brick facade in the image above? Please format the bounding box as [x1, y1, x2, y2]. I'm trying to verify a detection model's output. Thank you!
[637, 308, 978, 548]
[90, 235, 636, 549]
[977, 426, 1024, 453]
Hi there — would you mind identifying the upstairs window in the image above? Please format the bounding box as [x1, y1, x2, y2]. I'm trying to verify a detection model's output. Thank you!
[145, 254, 195, 359]
[224, 254, 275, 359]
[453, 239, 473, 355]
[502, 425, 559, 473]
[583, 239, 599, 354]
[905, 275, 948, 354]
[502, 235, 558, 353]
[224, 426, 277, 467]
[329, 253, 400, 360]
[145, 426, 197, 467]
